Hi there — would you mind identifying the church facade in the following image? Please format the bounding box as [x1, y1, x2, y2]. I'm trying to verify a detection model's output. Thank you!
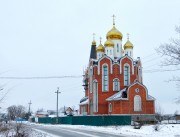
[79, 17, 155, 115]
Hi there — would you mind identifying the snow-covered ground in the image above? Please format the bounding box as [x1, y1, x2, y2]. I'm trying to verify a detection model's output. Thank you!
[31, 123, 180, 137]
[1, 121, 180, 137]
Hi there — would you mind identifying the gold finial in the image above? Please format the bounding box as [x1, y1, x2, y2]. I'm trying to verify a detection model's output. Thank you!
[127, 33, 130, 41]
[92, 33, 96, 45]
[112, 14, 116, 26]
[93, 33, 95, 41]
[100, 37, 102, 44]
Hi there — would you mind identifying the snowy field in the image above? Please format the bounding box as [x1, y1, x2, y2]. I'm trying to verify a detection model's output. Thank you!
[1, 122, 180, 137]
[31, 123, 180, 137]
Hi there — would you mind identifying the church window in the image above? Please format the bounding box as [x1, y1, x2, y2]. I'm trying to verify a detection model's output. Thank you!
[130, 51, 131, 56]
[107, 49, 108, 55]
[135, 88, 139, 93]
[89, 66, 93, 93]
[113, 78, 120, 91]
[102, 65, 108, 91]
[117, 44, 119, 52]
[124, 65, 130, 86]
[93, 80, 98, 112]
[109, 103, 112, 112]
[134, 95, 142, 111]
[126, 52, 128, 56]
[110, 50, 112, 55]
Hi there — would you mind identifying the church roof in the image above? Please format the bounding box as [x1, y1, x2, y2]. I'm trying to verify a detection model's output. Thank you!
[90, 44, 97, 59]
[79, 96, 89, 105]
[106, 83, 156, 101]
[147, 95, 155, 100]
[106, 88, 127, 101]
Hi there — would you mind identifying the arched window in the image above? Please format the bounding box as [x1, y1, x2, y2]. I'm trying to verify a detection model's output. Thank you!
[110, 50, 112, 55]
[124, 65, 130, 86]
[125, 52, 128, 56]
[134, 95, 142, 111]
[113, 78, 120, 91]
[93, 80, 98, 112]
[109, 103, 112, 112]
[138, 66, 142, 83]
[107, 49, 108, 55]
[102, 65, 108, 91]
[117, 44, 119, 52]
[89, 66, 93, 93]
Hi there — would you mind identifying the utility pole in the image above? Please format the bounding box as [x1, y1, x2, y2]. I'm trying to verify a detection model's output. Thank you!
[55, 87, 61, 124]
[28, 100, 32, 114]
[28, 100, 32, 120]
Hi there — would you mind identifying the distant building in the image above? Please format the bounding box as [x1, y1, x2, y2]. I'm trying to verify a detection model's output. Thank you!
[35, 111, 48, 117]
[47, 110, 56, 115]
[59, 107, 74, 116]
[79, 16, 155, 116]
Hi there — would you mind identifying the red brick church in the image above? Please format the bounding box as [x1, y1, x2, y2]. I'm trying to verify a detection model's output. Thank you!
[79, 16, 155, 115]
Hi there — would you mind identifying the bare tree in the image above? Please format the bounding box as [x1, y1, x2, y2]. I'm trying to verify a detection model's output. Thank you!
[0, 84, 9, 104]
[7, 105, 26, 120]
[155, 103, 164, 123]
[157, 26, 180, 103]
[0, 85, 17, 107]
[157, 26, 180, 67]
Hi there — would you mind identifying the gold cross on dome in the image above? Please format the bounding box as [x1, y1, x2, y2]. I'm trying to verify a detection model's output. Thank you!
[112, 14, 116, 25]
[100, 37, 102, 44]
[93, 33, 95, 41]
[127, 33, 130, 40]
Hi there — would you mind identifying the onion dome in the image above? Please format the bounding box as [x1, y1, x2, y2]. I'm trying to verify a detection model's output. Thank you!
[124, 40, 133, 49]
[106, 15, 123, 40]
[106, 26, 123, 40]
[124, 33, 133, 49]
[96, 43, 105, 52]
[96, 37, 105, 52]
[104, 38, 114, 47]
[92, 40, 96, 45]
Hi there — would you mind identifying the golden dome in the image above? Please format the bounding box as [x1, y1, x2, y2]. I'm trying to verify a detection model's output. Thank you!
[106, 26, 123, 40]
[96, 44, 105, 52]
[124, 40, 133, 50]
[104, 39, 114, 47]
[92, 40, 96, 45]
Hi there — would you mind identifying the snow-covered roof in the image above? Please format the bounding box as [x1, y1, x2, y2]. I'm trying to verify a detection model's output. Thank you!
[80, 96, 88, 103]
[106, 86, 155, 101]
[106, 88, 127, 101]
[147, 95, 155, 100]
[36, 111, 48, 115]
[79, 97, 89, 105]
[48, 115, 56, 118]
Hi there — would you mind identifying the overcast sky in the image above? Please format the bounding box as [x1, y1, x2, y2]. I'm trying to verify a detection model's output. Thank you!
[0, 0, 180, 114]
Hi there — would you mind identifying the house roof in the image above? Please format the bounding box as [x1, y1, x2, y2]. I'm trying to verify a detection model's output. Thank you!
[36, 111, 48, 115]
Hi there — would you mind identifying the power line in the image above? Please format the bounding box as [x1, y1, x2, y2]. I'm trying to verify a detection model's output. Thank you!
[143, 68, 180, 73]
[141, 53, 157, 60]
[0, 75, 82, 79]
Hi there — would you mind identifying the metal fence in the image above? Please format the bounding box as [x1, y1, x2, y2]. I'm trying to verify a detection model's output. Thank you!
[30, 115, 131, 126]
